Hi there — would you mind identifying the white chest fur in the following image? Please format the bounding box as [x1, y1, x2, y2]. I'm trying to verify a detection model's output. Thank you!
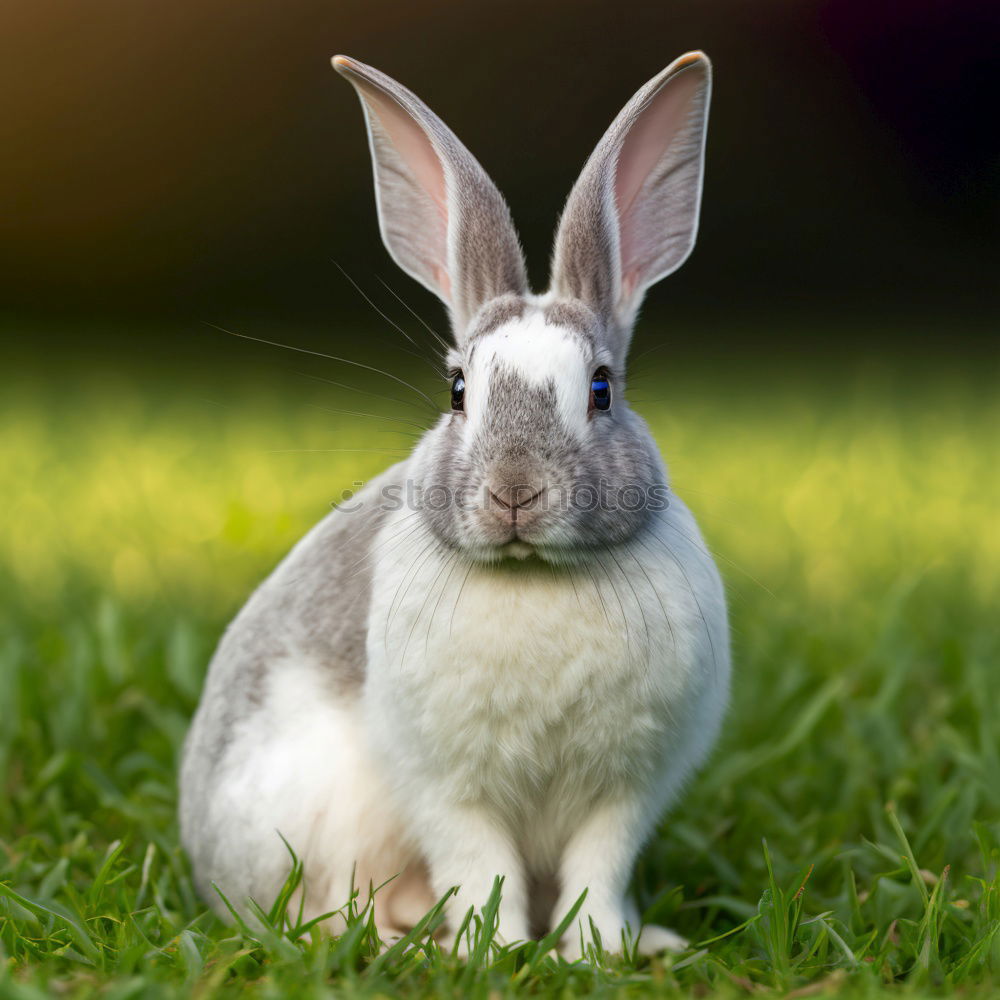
[363, 505, 727, 860]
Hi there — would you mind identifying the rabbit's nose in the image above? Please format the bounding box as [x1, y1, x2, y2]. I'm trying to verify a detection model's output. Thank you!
[488, 485, 542, 514]
[486, 484, 545, 527]
[484, 455, 546, 525]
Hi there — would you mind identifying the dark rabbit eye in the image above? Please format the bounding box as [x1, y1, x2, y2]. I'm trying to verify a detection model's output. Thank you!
[590, 370, 612, 412]
[450, 372, 466, 411]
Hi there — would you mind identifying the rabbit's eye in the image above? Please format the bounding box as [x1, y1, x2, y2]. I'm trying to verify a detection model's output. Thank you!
[450, 372, 466, 412]
[590, 370, 612, 412]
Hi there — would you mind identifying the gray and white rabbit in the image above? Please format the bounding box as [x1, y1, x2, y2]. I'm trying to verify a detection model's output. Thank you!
[180, 51, 729, 960]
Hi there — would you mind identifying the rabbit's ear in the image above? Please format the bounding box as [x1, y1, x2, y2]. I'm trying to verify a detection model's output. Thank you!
[550, 52, 711, 353]
[334, 56, 528, 338]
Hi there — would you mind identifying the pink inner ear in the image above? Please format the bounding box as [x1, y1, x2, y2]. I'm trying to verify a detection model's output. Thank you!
[364, 86, 449, 217]
[614, 67, 703, 273]
[434, 265, 451, 299]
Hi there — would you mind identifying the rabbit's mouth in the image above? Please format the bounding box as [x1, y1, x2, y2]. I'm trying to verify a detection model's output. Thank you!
[501, 540, 536, 560]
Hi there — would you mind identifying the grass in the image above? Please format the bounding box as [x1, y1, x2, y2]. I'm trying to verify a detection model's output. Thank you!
[1, 330, 999, 997]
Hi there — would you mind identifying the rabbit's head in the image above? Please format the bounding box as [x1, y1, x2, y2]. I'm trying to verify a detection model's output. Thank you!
[335, 53, 711, 564]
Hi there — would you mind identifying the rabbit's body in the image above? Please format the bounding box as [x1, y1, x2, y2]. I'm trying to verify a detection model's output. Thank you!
[182, 52, 730, 957]
[181, 450, 726, 944]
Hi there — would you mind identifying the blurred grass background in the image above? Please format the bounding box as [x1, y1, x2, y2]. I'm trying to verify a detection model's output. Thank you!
[3, 342, 999, 621]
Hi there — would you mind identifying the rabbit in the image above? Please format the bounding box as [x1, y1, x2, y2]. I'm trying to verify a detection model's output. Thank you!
[179, 51, 729, 961]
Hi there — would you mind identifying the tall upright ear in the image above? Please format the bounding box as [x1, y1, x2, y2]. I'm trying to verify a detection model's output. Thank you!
[550, 52, 711, 351]
[333, 56, 528, 338]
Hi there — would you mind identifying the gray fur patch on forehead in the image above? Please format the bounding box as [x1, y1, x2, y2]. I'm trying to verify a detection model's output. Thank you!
[543, 299, 599, 350]
[465, 294, 527, 343]
[465, 294, 598, 351]
[481, 362, 566, 450]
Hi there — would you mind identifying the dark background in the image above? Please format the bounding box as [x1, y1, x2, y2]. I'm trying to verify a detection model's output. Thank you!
[2, 0, 997, 362]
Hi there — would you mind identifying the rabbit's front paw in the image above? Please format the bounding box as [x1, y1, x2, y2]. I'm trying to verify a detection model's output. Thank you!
[636, 923, 687, 955]
[450, 917, 530, 962]
[559, 915, 688, 963]
[558, 910, 628, 963]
